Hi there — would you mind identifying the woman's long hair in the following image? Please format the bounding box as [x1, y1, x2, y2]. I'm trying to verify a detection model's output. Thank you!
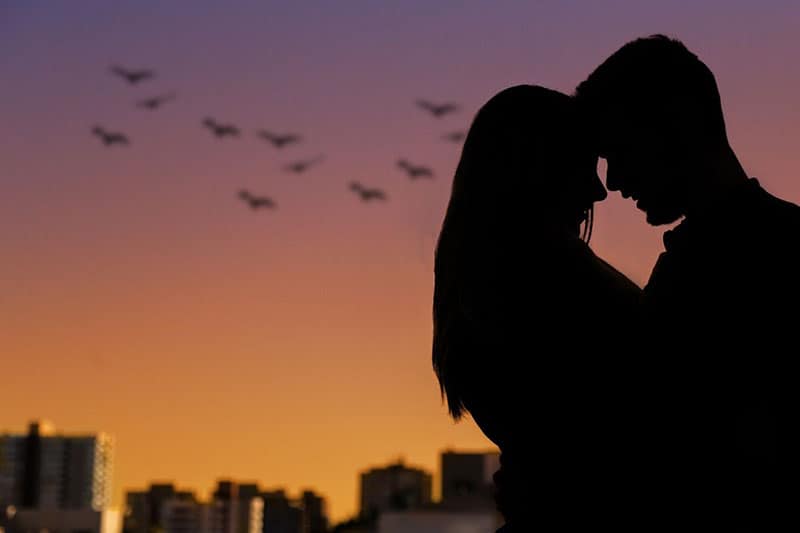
[432, 85, 593, 419]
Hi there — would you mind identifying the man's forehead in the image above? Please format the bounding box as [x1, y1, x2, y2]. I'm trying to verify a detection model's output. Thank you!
[589, 133, 617, 157]
[590, 123, 641, 157]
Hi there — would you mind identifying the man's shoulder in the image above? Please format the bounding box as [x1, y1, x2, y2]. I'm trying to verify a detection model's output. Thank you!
[643, 179, 800, 301]
[751, 178, 800, 224]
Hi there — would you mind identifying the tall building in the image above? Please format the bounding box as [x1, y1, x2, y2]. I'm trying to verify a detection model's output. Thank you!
[123, 484, 197, 533]
[123, 490, 149, 533]
[359, 460, 432, 520]
[0, 421, 114, 511]
[440, 450, 499, 511]
[161, 497, 205, 533]
[237, 483, 263, 533]
[124, 480, 263, 533]
[246, 498, 264, 533]
[211, 481, 239, 532]
[0, 434, 23, 506]
[165, 498, 237, 533]
[260, 490, 302, 533]
[299, 489, 328, 533]
[210, 480, 263, 533]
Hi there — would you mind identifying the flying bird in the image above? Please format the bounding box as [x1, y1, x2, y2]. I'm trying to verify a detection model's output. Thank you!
[92, 126, 130, 146]
[238, 190, 276, 210]
[442, 131, 466, 143]
[284, 155, 324, 174]
[397, 159, 433, 179]
[256, 130, 302, 148]
[137, 93, 176, 110]
[202, 118, 240, 138]
[110, 65, 155, 85]
[349, 182, 388, 202]
[416, 99, 459, 118]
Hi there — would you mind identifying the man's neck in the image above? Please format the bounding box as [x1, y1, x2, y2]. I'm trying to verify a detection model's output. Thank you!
[686, 144, 750, 219]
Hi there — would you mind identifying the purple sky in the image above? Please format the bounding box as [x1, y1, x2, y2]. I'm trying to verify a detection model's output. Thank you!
[3, 0, 800, 521]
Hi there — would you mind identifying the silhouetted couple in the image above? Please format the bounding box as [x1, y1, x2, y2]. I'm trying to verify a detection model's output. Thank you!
[433, 35, 800, 532]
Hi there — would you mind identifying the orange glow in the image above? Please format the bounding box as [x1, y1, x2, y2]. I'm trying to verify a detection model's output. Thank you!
[4, 1, 800, 523]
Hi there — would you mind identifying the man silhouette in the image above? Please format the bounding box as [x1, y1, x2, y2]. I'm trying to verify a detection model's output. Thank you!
[575, 35, 800, 530]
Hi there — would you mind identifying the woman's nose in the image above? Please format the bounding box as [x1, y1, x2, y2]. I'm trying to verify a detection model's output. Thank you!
[605, 163, 622, 192]
[591, 172, 608, 202]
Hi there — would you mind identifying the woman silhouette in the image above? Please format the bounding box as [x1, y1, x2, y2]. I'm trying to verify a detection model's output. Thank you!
[432, 85, 642, 530]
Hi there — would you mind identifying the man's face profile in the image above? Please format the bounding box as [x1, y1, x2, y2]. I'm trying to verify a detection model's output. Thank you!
[600, 121, 686, 226]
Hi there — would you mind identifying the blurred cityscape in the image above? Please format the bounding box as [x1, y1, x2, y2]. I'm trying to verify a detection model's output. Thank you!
[0, 422, 500, 533]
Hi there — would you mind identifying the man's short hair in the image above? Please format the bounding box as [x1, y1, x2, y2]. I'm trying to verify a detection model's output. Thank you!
[575, 35, 727, 148]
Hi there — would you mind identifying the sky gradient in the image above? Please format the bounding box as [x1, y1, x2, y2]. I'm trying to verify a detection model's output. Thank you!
[3, 1, 800, 522]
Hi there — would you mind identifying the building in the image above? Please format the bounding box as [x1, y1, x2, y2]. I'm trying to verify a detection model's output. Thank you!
[258, 488, 329, 533]
[124, 480, 264, 533]
[123, 483, 197, 533]
[299, 489, 327, 533]
[160, 497, 205, 533]
[150, 489, 263, 533]
[210, 481, 239, 532]
[0, 421, 114, 512]
[0, 435, 23, 507]
[440, 450, 500, 511]
[261, 490, 303, 533]
[122, 481, 323, 533]
[237, 483, 264, 533]
[378, 509, 499, 533]
[209, 480, 263, 533]
[359, 461, 432, 520]
[1, 507, 121, 533]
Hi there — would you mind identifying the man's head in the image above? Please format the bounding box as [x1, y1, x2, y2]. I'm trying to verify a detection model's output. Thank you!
[575, 35, 729, 225]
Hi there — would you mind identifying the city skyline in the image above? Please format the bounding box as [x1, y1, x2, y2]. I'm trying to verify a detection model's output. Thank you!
[5, 1, 800, 523]
[0, 420, 497, 528]
[0, 420, 498, 532]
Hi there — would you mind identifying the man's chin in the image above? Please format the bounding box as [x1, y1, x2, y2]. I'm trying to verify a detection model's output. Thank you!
[645, 208, 683, 226]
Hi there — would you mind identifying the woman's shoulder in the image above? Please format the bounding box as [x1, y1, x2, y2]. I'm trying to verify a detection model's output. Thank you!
[534, 235, 643, 318]
[449, 230, 642, 333]
[592, 254, 643, 296]
[532, 232, 641, 293]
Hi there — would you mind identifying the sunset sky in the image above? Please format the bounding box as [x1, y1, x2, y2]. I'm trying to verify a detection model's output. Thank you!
[3, 1, 800, 522]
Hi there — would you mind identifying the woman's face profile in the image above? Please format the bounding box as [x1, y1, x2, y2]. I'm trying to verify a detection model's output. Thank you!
[530, 138, 606, 237]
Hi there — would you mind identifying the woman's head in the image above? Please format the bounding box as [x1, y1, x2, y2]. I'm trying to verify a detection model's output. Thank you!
[449, 84, 604, 243]
[432, 85, 605, 431]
